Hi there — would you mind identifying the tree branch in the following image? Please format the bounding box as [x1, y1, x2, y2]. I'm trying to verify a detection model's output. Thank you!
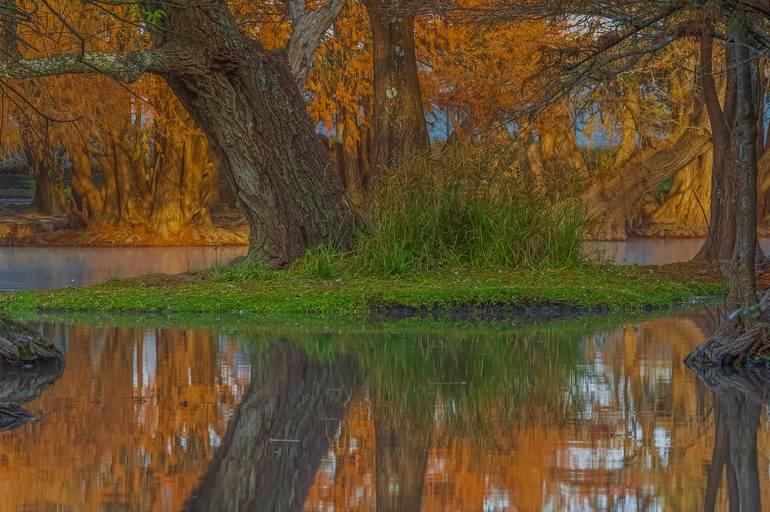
[286, 0, 346, 85]
[0, 49, 165, 82]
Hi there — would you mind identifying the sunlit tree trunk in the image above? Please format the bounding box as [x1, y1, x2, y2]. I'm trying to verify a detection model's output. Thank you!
[583, 109, 710, 239]
[643, 151, 711, 237]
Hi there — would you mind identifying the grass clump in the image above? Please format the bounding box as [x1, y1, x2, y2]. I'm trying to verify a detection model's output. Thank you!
[292, 244, 343, 279]
[209, 257, 275, 282]
[353, 147, 587, 275]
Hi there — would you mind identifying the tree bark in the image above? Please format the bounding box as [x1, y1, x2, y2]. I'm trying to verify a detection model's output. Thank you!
[726, 16, 758, 311]
[642, 150, 711, 237]
[31, 162, 65, 215]
[157, 4, 354, 267]
[583, 108, 710, 239]
[0, 316, 63, 367]
[364, 1, 429, 176]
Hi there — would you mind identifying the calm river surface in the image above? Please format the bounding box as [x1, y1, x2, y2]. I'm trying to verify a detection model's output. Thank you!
[1, 241, 766, 510]
[2, 238, 769, 292]
[0, 246, 247, 291]
[2, 312, 766, 511]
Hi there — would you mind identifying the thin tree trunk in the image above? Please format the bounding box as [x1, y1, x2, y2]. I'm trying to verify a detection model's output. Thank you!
[695, 33, 739, 262]
[726, 16, 758, 311]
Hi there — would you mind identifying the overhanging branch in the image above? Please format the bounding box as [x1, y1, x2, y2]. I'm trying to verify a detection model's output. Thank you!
[0, 49, 166, 82]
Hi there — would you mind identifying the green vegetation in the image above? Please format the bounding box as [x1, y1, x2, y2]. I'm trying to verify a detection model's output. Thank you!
[1, 259, 723, 320]
[353, 148, 586, 274]
[0, 153, 724, 321]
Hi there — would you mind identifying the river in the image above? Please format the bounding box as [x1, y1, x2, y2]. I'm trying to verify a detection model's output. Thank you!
[0, 311, 761, 511]
[2, 238, 769, 292]
[0, 242, 763, 511]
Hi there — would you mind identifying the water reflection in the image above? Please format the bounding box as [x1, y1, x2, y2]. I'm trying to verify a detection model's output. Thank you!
[692, 367, 770, 512]
[0, 246, 246, 291]
[588, 238, 770, 266]
[7, 313, 770, 510]
[0, 364, 62, 431]
[0, 325, 251, 511]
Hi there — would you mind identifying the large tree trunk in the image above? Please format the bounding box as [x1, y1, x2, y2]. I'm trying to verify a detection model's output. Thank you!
[17, 121, 65, 215]
[31, 162, 65, 215]
[641, 150, 712, 237]
[582, 108, 710, 239]
[157, 4, 354, 267]
[184, 341, 356, 511]
[364, 1, 429, 176]
[149, 132, 216, 238]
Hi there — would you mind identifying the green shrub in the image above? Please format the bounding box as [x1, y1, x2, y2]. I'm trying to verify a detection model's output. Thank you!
[353, 147, 588, 274]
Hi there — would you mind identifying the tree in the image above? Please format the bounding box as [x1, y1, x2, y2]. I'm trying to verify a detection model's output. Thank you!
[363, 0, 430, 175]
[494, 0, 770, 362]
[0, 0, 354, 267]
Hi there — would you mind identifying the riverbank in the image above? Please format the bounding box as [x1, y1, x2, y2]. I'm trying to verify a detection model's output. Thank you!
[0, 207, 248, 247]
[1, 260, 725, 321]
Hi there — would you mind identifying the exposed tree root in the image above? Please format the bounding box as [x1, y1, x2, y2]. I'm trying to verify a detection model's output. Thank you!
[0, 317, 63, 367]
[686, 291, 770, 368]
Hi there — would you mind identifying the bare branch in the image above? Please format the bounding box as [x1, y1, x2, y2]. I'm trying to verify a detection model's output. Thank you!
[286, 0, 346, 85]
[0, 49, 165, 82]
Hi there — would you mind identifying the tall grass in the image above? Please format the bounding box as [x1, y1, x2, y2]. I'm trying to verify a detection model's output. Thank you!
[353, 147, 587, 274]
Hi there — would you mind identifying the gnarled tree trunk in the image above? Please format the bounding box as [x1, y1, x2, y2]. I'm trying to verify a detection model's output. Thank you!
[642, 150, 712, 237]
[583, 108, 710, 239]
[157, 4, 354, 267]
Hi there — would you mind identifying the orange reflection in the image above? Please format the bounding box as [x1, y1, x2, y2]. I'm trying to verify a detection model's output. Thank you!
[304, 314, 767, 511]
[0, 326, 250, 512]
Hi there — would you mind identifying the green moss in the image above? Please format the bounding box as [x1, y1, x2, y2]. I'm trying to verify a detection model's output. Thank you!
[0, 262, 724, 321]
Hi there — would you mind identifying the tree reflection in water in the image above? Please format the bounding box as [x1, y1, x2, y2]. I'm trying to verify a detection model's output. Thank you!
[0, 364, 62, 431]
[7, 314, 768, 511]
[692, 366, 768, 512]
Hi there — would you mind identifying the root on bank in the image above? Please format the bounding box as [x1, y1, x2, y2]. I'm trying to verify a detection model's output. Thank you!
[0, 317, 63, 367]
[686, 291, 770, 368]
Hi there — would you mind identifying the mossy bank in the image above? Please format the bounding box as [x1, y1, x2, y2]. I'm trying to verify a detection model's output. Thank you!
[1, 260, 725, 322]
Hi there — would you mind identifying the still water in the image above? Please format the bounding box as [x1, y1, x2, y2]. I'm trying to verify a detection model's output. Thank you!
[589, 238, 770, 266]
[1, 238, 769, 292]
[2, 312, 767, 511]
[0, 246, 247, 291]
